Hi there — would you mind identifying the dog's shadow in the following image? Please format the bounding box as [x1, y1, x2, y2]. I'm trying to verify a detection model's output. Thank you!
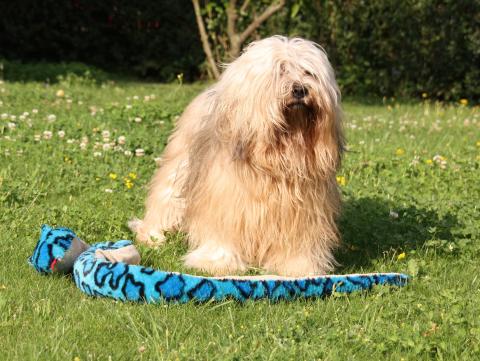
[335, 196, 460, 272]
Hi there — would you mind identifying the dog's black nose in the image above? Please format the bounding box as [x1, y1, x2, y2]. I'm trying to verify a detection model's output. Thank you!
[292, 84, 308, 99]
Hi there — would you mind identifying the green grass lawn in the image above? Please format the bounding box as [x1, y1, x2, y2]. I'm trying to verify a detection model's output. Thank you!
[0, 72, 479, 360]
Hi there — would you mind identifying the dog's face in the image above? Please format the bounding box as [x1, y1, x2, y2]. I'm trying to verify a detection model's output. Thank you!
[279, 61, 322, 131]
[213, 36, 344, 176]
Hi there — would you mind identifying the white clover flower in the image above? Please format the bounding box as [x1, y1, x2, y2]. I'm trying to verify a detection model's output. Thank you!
[134, 117, 142, 123]
[78, 101, 83, 105]
[144, 95, 150, 102]
[66, 99, 72, 104]
[125, 104, 132, 110]
[105, 189, 113, 193]
[410, 156, 420, 167]
[67, 139, 75, 144]
[22, 112, 29, 117]
[133, 95, 139, 100]
[81, 136, 89, 144]
[1, 113, 8, 120]
[102, 143, 111, 151]
[93, 151, 102, 157]
[124, 150, 132, 156]
[43, 130, 53, 140]
[101, 130, 110, 138]
[389, 210, 399, 219]
[34, 134, 41, 141]
[32, 109, 38, 114]
[7, 122, 16, 129]
[47, 114, 56, 122]
[19, 115, 26, 121]
[57, 130, 65, 138]
[117, 135, 126, 145]
[135, 148, 145, 157]
[10, 115, 16, 121]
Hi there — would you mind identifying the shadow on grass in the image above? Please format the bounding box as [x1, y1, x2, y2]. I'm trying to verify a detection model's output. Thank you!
[0, 60, 135, 84]
[336, 196, 459, 271]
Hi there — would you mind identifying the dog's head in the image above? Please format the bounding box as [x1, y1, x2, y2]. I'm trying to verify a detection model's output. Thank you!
[213, 36, 344, 177]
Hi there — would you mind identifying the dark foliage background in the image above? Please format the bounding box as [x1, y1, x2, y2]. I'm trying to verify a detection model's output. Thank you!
[1, 0, 478, 100]
[268, 0, 480, 100]
[0, 0, 204, 81]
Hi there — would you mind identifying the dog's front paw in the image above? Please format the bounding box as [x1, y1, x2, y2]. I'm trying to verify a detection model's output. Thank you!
[183, 244, 246, 276]
[128, 218, 165, 246]
[265, 255, 333, 277]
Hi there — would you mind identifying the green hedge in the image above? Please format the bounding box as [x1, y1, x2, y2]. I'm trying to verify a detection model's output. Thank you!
[1, 0, 478, 100]
[272, 0, 480, 100]
[0, 0, 203, 81]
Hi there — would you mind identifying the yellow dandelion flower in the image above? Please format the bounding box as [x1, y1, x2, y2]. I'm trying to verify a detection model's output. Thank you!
[476, 141, 480, 147]
[421, 92, 428, 98]
[397, 252, 406, 261]
[128, 172, 137, 180]
[425, 159, 433, 165]
[336, 176, 346, 186]
[395, 148, 405, 156]
[459, 99, 468, 106]
[125, 179, 134, 189]
[109, 173, 117, 180]
[56, 89, 65, 97]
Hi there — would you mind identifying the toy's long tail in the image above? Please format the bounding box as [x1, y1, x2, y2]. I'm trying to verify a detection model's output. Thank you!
[29, 226, 409, 303]
[74, 242, 408, 303]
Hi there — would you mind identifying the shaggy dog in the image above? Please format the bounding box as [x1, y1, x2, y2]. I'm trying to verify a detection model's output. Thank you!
[129, 36, 344, 276]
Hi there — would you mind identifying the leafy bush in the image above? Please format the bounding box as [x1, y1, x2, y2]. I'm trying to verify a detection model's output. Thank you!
[0, 0, 204, 82]
[271, 0, 480, 100]
[0, 0, 478, 100]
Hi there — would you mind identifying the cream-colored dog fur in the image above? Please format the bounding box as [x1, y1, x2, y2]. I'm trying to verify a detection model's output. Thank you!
[129, 36, 344, 276]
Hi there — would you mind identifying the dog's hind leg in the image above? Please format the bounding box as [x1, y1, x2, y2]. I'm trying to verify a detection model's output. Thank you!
[128, 153, 188, 246]
[128, 90, 212, 246]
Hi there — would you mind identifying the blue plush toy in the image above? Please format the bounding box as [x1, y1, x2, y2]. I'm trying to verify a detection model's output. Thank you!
[29, 225, 408, 303]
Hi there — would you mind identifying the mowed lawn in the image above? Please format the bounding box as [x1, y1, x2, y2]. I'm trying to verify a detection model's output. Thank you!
[0, 72, 479, 360]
